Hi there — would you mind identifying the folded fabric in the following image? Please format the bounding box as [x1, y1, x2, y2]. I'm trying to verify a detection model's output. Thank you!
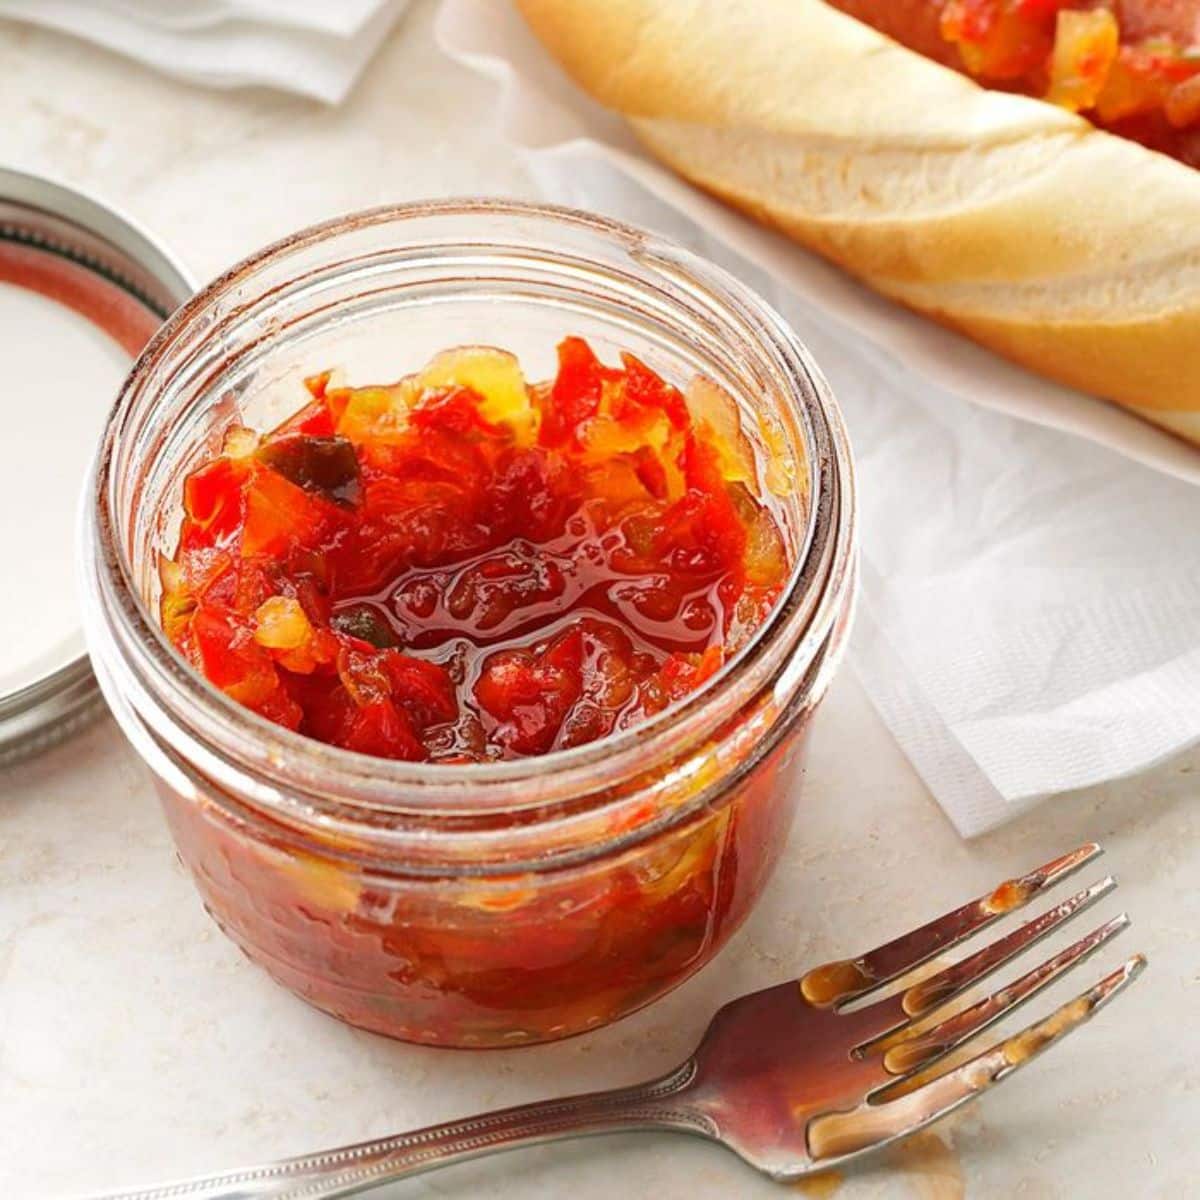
[0, 0, 408, 103]
[93, 2, 389, 36]
[438, 0, 1200, 836]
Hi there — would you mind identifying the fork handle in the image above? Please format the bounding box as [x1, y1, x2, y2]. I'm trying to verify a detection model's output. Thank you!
[88, 1059, 712, 1200]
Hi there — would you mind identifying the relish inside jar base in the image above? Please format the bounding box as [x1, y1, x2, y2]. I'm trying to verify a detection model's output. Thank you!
[156, 716, 811, 1046]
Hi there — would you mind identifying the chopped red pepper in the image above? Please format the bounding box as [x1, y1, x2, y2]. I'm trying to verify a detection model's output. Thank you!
[162, 340, 789, 761]
[539, 335, 608, 448]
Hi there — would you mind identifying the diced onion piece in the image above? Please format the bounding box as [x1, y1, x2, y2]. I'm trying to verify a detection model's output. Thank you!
[755, 412, 797, 498]
[633, 805, 728, 900]
[157, 552, 184, 595]
[455, 876, 539, 912]
[581, 410, 672, 460]
[743, 506, 788, 588]
[583, 458, 657, 509]
[254, 595, 313, 651]
[686, 376, 755, 485]
[278, 848, 362, 914]
[161, 592, 197, 643]
[418, 346, 534, 435]
[222, 424, 260, 460]
[1047, 9, 1119, 112]
[333, 382, 418, 444]
[158, 553, 195, 640]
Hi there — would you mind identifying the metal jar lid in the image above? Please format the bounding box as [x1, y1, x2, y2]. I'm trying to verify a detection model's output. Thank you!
[0, 166, 193, 767]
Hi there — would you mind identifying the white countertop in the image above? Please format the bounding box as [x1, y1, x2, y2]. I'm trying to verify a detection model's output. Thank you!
[2, 5, 1197, 1198]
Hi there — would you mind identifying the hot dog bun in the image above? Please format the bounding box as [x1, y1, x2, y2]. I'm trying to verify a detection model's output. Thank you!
[516, 0, 1200, 445]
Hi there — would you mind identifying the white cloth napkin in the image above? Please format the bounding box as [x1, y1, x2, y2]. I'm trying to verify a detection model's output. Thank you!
[438, 0, 1200, 836]
[0, 0, 408, 103]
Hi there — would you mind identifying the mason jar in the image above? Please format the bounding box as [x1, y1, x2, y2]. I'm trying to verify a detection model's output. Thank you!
[80, 200, 857, 1047]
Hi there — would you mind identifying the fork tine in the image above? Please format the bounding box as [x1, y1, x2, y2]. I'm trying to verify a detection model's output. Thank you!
[888, 875, 1117, 1021]
[800, 843, 1102, 1007]
[805, 954, 1146, 1165]
[869, 912, 1130, 1080]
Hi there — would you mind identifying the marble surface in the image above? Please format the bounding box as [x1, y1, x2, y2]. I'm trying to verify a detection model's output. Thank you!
[1, 4, 1197, 1197]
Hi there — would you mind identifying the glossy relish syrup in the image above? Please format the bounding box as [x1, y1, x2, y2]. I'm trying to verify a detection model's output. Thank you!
[160, 339, 790, 762]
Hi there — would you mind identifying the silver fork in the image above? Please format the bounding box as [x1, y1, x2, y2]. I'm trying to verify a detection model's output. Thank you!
[86, 842, 1143, 1199]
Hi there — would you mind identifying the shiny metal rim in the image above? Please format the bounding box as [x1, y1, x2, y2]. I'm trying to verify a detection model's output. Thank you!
[0, 166, 194, 766]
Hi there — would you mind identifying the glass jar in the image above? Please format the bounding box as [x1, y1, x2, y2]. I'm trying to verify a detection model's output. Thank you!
[81, 200, 857, 1047]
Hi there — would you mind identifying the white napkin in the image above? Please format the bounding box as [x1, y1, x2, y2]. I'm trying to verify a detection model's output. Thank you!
[0, 0, 408, 103]
[438, 0, 1200, 836]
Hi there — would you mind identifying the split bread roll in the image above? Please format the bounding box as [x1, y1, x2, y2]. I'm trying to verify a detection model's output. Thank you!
[516, 0, 1200, 446]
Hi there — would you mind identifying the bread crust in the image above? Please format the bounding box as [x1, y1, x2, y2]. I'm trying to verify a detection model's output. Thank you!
[517, 0, 1200, 442]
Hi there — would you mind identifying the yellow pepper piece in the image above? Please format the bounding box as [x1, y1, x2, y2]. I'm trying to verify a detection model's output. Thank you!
[582, 410, 672, 460]
[417, 346, 535, 436]
[1047, 10, 1119, 113]
[254, 595, 312, 651]
[334, 382, 417, 444]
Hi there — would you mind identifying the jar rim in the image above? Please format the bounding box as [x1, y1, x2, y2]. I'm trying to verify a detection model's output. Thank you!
[84, 198, 857, 824]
